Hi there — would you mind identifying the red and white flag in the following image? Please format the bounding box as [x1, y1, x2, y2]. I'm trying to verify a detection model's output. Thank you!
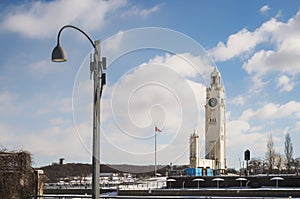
[155, 126, 162, 132]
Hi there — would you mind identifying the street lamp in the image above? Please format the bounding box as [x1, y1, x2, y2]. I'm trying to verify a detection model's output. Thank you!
[51, 25, 106, 199]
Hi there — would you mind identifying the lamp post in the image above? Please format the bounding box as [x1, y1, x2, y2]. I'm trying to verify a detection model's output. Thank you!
[51, 25, 106, 199]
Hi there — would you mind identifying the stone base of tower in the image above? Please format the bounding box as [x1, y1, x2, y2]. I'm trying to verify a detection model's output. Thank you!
[199, 159, 226, 174]
[199, 159, 215, 169]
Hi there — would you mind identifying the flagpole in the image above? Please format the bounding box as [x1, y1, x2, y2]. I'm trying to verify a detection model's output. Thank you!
[155, 126, 157, 177]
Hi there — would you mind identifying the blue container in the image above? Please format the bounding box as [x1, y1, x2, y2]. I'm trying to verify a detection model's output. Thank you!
[182, 168, 188, 176]
[182, 168, 202, 176]
[195, 168, 202, 176]
[206, 168, 213, 176]
[188, 168, 195, 176]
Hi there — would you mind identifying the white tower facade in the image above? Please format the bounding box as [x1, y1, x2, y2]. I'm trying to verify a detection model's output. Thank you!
[205, 67, 226, 170]
[189, 132, 200, 168]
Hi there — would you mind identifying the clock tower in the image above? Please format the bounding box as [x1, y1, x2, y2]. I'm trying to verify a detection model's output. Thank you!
[205, 67, 226, 171]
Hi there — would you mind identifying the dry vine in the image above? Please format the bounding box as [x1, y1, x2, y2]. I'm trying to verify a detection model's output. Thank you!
[0, 150, 37, 199]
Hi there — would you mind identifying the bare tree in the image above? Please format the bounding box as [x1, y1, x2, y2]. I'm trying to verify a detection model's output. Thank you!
[275, 153, 283, 173]
[284, 132, 293, 171]
[293, 157, 300, 175]
[266, 133, 275, 174]
[248, 157, 263, 175]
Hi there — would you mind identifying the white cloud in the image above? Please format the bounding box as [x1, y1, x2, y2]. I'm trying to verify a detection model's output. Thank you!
[210, 9, 300, 93]
[0, 123, 17, 145]
[243, 38, 300, 76]
[226, 119, 266, 168]
[0, 91, 89, 164]
[229, 95, 246, 106]
[148, 53, 213, 79]
[259, 5, 270, 14]
[102, 31, 125, 53]
[292, 121, 300, 133]
[50, 117, 71, 126]
[29, 60, 63, 77]
[248, 74, 270, 94]
[243, 11, 300, 92]
[209, 15, 287, 63]
[58, 97, 72, 113]
[139, 4, 160, 17]
[0, 0, 162, 39]
[275, 10, 283, 19]
[34, 96, 72, 116]
[225, 100, 300, 167]
[209, 28, 268, 62]
[245, 11, 300, 76]
[0, 90, 72, 124]
[121, 4, 161, 18]
[0, 91, 17, 113]
[242, 49, 273, 75]
[102, 62, 201, 134]
[276, 75, 295, 92]
[0, 121, 91, 165]
[0, 0, 126, 38]
[240, 101, 300, 121]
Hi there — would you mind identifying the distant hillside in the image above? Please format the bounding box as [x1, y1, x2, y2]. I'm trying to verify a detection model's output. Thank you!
[39, 163, 174, 182]
[40, 163, 91, 182]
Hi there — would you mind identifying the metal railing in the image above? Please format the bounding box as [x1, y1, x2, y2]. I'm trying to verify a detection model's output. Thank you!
[32, 196, 92, 199]
[32, 195, 116, 199]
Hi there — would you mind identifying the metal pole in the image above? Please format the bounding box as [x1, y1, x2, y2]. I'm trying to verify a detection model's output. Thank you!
[243, 161, 245, 176]
[52, 26, 106, 199]
[155, 129, 157, 177]
[246, 160, 249, 176]
[92, 40, 101, 199]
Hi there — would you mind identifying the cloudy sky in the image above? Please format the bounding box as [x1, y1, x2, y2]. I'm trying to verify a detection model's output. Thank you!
[1, 0, 300, 170]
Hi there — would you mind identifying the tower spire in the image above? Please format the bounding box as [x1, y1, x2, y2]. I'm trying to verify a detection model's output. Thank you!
[210, 67, 221, 87]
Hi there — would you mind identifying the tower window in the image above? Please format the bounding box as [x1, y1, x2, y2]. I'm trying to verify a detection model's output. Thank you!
[210, 118, 216, 123]
[212, 76, 216, 84]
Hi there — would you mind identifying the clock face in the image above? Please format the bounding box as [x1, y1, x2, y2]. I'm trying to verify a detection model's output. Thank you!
[208, 98, 217, 107]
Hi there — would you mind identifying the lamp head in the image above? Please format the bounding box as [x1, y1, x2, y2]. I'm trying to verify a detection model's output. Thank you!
[51, 44, 67, 62]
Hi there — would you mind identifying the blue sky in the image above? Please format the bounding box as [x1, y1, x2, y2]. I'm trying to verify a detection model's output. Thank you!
[1, 0, 300, 170]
